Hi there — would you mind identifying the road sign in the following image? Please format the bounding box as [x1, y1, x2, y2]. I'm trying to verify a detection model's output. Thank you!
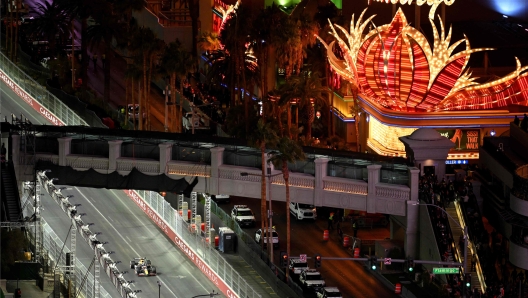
[433, 267, 460, 274]
[300, 254, 307, 262]
[384, 258, 391, 265]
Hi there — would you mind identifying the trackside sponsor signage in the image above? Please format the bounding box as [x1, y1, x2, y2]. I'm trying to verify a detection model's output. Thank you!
[124, 190, 239, 298]
[0, 70, 65, 126]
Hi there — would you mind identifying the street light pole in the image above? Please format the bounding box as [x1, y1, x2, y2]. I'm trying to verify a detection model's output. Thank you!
[157, 280, 161, 298]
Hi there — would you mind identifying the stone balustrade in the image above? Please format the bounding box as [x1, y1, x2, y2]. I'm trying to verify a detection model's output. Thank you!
[18, 136, 421, 217]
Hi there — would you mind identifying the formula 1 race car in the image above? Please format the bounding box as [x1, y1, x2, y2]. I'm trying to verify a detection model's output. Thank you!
[130, 257, 157, 276]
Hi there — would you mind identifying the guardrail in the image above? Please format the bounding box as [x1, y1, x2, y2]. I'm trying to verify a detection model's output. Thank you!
[124, 190, 262, 298]
[0, 51, 87, 126]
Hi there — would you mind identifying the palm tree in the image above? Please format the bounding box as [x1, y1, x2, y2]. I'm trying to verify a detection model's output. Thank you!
[129, 26, 158, 130]
[248, 119, 279, 254]
[162, 40, 194, 133]
[198, 31, 222, 54]
[86, 3, 125, 105]
[279, 72, 327, 142]
[146, 38, 165, 130]
[29, 0, 70, 58]
[174, 46, 195, 133]
[268, 137, 305, 279]
[349, 83, 362, 152]
[125, 61, 142, 130]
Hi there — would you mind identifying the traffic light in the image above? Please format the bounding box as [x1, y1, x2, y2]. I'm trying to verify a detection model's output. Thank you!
[314, 254, 322, 268]
[465, 273, 472, 288]
[280, 251, 288, 267]
[14, 288, 21, 298]
[369, 256, 377, 270]
[406, 259, 415, 272]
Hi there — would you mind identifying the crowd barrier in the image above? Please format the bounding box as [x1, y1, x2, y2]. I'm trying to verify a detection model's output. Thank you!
[0, 51, 87, 126]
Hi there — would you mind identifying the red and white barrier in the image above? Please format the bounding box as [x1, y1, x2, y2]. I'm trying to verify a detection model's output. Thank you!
[0, 69, 65, 126]
[124, 190, 239, 298]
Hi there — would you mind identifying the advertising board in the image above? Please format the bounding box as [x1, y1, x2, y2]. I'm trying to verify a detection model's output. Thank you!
[0, 70, 65, 126]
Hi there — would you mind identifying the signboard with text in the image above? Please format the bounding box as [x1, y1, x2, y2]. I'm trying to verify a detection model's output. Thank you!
[437, 129, 480, 151]
[432, 267, 460, 274]
[0, 70, 65, 126]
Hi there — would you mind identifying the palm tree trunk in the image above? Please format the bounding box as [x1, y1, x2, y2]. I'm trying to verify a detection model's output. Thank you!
[147, 54, 154, 130]
[9, 5, 14, 60]
[287, 103, 292, 139]
[283, 161, 291, 280]
[330, 91, 335, 136]
[132, 76, 136, 130]
[141, 52, 148, 130]
[260, 143, 267, 252]
[14, 1, 19, 63]
[125, 76, 129, 125]
[355, 115, 360, 152]
[81, 18, 88, 90]
[179, 75, 185, 133]
[104, 46, 111, 106]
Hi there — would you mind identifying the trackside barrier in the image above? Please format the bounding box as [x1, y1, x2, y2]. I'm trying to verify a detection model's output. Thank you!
[36, 173, 139, 298]
[124, 189, 262, 298]
[0, 51, 87, 126]
[21, 185, 112, 298]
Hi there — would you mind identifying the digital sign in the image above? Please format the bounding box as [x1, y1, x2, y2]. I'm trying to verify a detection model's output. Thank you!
[445, 160, 468, 165]
[437, 129, 480, 151]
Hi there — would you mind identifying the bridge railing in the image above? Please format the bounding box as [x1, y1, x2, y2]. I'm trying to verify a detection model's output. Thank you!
[0, 51, 87, 126]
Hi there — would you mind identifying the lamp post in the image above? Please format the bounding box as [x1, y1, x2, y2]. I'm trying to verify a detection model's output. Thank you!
[157, 280, 161, 298]
[412, 202, 469, 290]
[241, 168, 282, 264]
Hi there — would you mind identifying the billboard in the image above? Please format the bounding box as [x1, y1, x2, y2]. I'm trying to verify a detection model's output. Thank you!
[437, 129, 480, 151]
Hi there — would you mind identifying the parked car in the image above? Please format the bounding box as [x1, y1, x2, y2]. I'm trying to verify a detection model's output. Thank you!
[290, 202, 317, 220]
[299, 269, 325, 288]
[289, 258, 309, 275]
[255, 228, 279, 248]
[231, 205, 256, 227]
[204, 194, 230, 203]
[316, 287, 342, 298]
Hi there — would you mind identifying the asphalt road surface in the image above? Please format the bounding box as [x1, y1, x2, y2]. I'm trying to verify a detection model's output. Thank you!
[41, 186, 223, 298]
[1, 79, 51, 125]
[217, 196, 397, 298]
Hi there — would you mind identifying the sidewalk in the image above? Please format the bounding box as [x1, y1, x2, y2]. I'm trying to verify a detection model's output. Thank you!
[4, 280, 50, 298]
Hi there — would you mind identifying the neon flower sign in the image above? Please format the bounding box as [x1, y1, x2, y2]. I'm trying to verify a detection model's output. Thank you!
[317, 8, 528, 112]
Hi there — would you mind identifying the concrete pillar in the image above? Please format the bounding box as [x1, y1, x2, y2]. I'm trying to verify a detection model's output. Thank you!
[408, 167, 420, 202]
[159, 143, 173, 174]
[314, 158, 329, 206]
[209, 147, 224, 195]
[108, 140, 122, 172]
[57, 137, 72, 166]
[367, 165, 381, 213]
[405, 200, 419, 259]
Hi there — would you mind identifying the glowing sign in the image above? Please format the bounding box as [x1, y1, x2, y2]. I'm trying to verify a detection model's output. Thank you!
[445, 160, 468, 165]
[437, 129, 480, 151]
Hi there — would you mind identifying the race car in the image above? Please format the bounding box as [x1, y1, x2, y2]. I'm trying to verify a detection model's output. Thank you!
[130, 257, 157, 276]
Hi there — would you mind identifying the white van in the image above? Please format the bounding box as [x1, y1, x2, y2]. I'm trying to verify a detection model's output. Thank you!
[290, 202, 317, 220]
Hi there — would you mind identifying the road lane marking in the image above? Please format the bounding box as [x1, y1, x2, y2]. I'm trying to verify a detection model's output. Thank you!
[108, 189, 215, 294]
[73, 187, 180, 298]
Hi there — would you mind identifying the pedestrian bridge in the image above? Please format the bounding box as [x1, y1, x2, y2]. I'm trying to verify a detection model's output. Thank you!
[5, 123, 419, 216]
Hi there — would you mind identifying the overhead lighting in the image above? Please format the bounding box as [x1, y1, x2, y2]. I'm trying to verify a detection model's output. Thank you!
[503, 15, 508, 18]
[490, 129, 496, 137]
